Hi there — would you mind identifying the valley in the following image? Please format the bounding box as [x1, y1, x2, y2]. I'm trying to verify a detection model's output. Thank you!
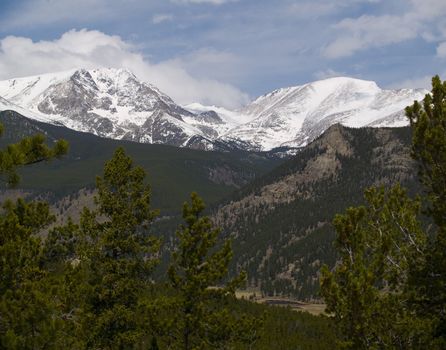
[0, 110, 283, 214]
[0, 68, 426, 152]
[0, 108, 419, 301]
[1, 1, 445, 347]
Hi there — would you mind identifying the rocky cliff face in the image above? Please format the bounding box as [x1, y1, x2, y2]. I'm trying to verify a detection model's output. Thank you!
[222, 77, 426, 150]
[0, 70, 427, 152]
[214, 124, 417, 299]
[0, 68, 222, 149]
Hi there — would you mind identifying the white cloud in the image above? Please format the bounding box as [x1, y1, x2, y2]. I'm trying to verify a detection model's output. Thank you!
[324, 15, 419, 58]
[288, 2, 337, 18]
[313, 68, 346, 80]
[0, 29, 248, 108]
[288, 0, 383, 19]
[172, 0, 237, 4]
[387, 74, 444, 90]
[1, 0, 237, 30]
[324, 0, 446, 58]
[409, 0, 446, 20]
[169, 48, 242, 83]
[152, 14, 174, 24]
[437, 42, 446, 58]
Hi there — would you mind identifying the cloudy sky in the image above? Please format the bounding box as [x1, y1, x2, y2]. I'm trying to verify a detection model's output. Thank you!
[0, 0, 445, 108]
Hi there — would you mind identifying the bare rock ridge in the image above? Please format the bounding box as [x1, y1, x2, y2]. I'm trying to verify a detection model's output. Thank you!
[213, 123, 416, 299]
[0, 68, 427, 152]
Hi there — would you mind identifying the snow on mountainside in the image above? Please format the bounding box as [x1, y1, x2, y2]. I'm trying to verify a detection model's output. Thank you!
[0, 68, 225, 149]
[221, 77, 427, 150]
[0, 70, 427, 152]
[0, 95, 55, 124]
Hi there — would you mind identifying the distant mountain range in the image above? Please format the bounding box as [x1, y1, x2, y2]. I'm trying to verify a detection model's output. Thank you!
[214, 124, 419, 299]
[0, 109, 420, 300]
[0, 68, 427, 152]
[0, 109, 282, 213]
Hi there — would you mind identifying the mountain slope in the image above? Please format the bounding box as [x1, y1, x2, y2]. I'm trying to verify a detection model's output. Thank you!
[0, 68, 229, 149]
[214, 124, 419, 299]
[0, 110, 283, 213]
[221, 77, 426, 150]
[0, 108, 422, 299]
[0, 71, 426, 152]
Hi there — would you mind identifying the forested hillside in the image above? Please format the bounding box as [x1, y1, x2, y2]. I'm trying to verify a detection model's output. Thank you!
[1, 77, 445, 349]
[215, 124, 419, 299]
[0, 110, 283, 213]
[0, 135, 337, 349]
[0, 110, 421, 300]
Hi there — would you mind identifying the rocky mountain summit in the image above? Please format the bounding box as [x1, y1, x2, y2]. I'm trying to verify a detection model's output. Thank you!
[0, 68, 222, 149]
[214, 124, 417, 299]
[0, 68, 427, 151]
[222, 77, 426, 150]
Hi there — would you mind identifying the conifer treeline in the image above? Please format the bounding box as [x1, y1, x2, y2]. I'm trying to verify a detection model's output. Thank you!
[0, 144, 335, 349]
[321, 76, 446, 349]
[1, 75, 445, 349]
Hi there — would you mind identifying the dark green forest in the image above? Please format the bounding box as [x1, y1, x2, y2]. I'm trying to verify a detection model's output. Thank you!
[0, 125, 335, 348]
[0, 110, 283, 213]
[217, 126, 419, 299]
[1, 76, 445, 349]
[320, 76, 446, 349]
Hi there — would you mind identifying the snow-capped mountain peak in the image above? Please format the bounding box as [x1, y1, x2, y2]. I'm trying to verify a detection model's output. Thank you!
[0, 67, 216, 147]
[222, 76, 427, 150]
[0, 70, 428, 152]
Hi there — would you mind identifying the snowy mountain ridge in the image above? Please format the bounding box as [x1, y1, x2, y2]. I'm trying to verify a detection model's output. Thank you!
[0, 68, 428, 151]
[221, 77, 427, 150]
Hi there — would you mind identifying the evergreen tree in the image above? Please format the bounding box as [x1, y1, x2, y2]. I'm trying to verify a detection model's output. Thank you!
[167, 192, 259, 349]
[406, 75, 446, 345]
[0, 199, 60, 349]
[320, 186, 430, 349]
[0, 130, 68, 186]
[68, 147, 160, 348]
[149, 337, 159, 350]
[321, 76, 446, 349]
[0, 125, 67, 349]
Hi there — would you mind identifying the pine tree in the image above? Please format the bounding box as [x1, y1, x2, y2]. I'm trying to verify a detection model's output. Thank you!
[167, 192, 259, 349]
[320, 186, 430, 349]
[0, 124, 67, 349]
[0, 129, 68, 186]
[406, 75, 446, 345]
[149, 337, 159, 350]
[320, 75, 446, 349]
[67, 147, 160, 348]
[0, 199, 61, 349]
